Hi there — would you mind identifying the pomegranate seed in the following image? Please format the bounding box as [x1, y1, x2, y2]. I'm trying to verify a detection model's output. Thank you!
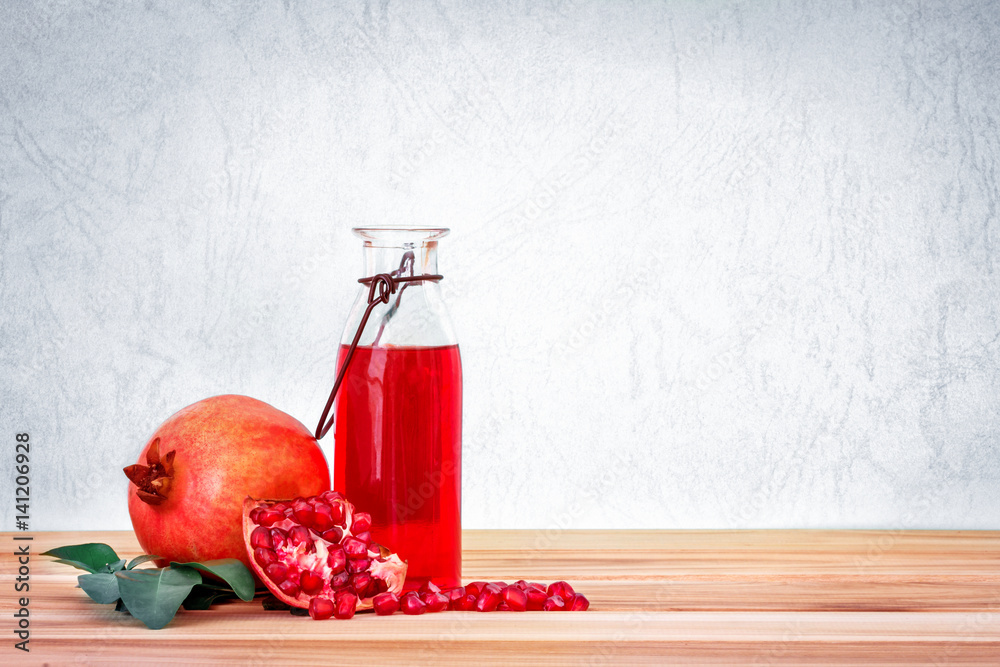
[351, 572, 372, 597]
[476, 588, 501, 612]
[352, 512, 372, 533]
[372, 578, 389, 595]
[528, 582, 546, 592]
[308, 597, 334, 620]
[525, 588, 547, 611]
[373, 592, 400, 615]
[300, 570, 324, 595]
[343, 537, 367, 558]
[292, 502, 316, 528]
[289, 526, 314, 551]
[249, 508, 263, 523]
[321, 526, 344, 543]
[312, 506, 335, 532]
[278, 579, 300, 598]
[320, 490, 343, 503]
[497, 603, 511, 611]
[454, 594, 476, 611]
[269, 528, 288, 550]
[265, 563, 289, 583]
[327, 547, 347, 573]
[465, 581, 487, 598]
[250, 526, 273, 550]
[514, 580, 529, 590]
[257, 509, 284, 527]
[423, 591, 449, 613]
[329, 571, 349, 589]
[330, 502, 346, 525]
[253, 547, 277, 568]
[542, 595, 566, 611]
[547, 581, 574, 599]
[491, 581, 508, 589]
[484, 583, 503, 595]
[354, 531, 373, 545]
[445, 586, 466, 608]
[569, 594, 590, 611]
[347, 557, 371, 574]
[420, 581, 442, 595]
[401, 593, 426, 615]
[502, 585, 528, 611]
[334, 590, 357, 619]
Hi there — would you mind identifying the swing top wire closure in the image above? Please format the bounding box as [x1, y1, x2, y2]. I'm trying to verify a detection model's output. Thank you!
[314, 254, 442, 440]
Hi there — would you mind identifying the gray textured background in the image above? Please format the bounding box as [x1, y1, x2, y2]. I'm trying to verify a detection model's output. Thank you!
[2, 0, 998, 531]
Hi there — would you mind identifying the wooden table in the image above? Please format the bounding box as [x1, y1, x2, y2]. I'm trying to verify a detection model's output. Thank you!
[5, 530, 1000, 665]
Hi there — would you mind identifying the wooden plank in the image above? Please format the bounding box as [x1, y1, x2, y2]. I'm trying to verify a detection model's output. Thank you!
[4, 530, 1000, 665]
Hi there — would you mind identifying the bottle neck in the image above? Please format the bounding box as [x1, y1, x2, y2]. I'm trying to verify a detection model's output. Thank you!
[363, 241, 439, 278]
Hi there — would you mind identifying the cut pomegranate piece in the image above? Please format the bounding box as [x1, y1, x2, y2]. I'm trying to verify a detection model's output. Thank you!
[243, 493, 406, 617]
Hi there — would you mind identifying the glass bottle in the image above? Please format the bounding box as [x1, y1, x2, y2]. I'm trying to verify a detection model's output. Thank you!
[332, 227, 462, 590]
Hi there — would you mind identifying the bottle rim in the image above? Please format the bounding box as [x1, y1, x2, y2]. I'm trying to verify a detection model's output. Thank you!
[353, 227, 450, 245]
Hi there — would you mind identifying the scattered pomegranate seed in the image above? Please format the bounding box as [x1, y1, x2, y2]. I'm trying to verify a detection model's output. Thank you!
[445, 586, 466, 609]
[334, 590, 357, 619]
[502, 585, 528, 612]
[569, 594, 590, 611]
[525, 587, 547, 611]
[476, 587, 501, 612]
[465, 581, 487, 598]
[401, 592, 427, 615]
[490, 581, 508, 589]
[420, 581, 442, 595]
[453, 594, 477, 611]
[543, 595, 566, 611]
[423, 592, 449, 613]
[308, 597, 334, 620]
[373, 592, 400, 616]
[547, 581, 574, 599]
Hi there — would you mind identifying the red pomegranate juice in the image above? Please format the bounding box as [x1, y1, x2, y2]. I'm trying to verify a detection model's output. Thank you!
[333, 344, 462, 590]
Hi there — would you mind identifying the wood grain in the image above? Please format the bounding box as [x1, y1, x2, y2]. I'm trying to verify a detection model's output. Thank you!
[3, 530, 999, 665]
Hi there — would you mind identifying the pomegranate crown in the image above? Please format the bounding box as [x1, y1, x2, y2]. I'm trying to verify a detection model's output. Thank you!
[123, 438, 175, 505]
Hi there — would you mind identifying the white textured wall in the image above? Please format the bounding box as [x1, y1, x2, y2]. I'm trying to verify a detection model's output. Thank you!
[2, 1, 998, 531]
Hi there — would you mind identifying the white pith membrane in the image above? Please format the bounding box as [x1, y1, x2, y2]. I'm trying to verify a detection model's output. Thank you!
[244, 495, 406, 610]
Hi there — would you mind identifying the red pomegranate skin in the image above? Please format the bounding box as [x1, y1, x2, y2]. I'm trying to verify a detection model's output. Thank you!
[127, 395, 330, 568]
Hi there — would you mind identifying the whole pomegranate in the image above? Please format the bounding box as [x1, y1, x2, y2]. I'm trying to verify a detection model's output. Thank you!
[124, 395, 330, 568]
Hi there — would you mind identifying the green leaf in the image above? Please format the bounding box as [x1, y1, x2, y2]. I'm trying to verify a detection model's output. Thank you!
[127, 555, 161, 570]
[102, 559, 127, 573]
[42, 543, 120, 573]
[169, 559, 255, 601]
[115, 567, 202, 630]
[182, 584, 237, 610]
[78, 572, 121, 604]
